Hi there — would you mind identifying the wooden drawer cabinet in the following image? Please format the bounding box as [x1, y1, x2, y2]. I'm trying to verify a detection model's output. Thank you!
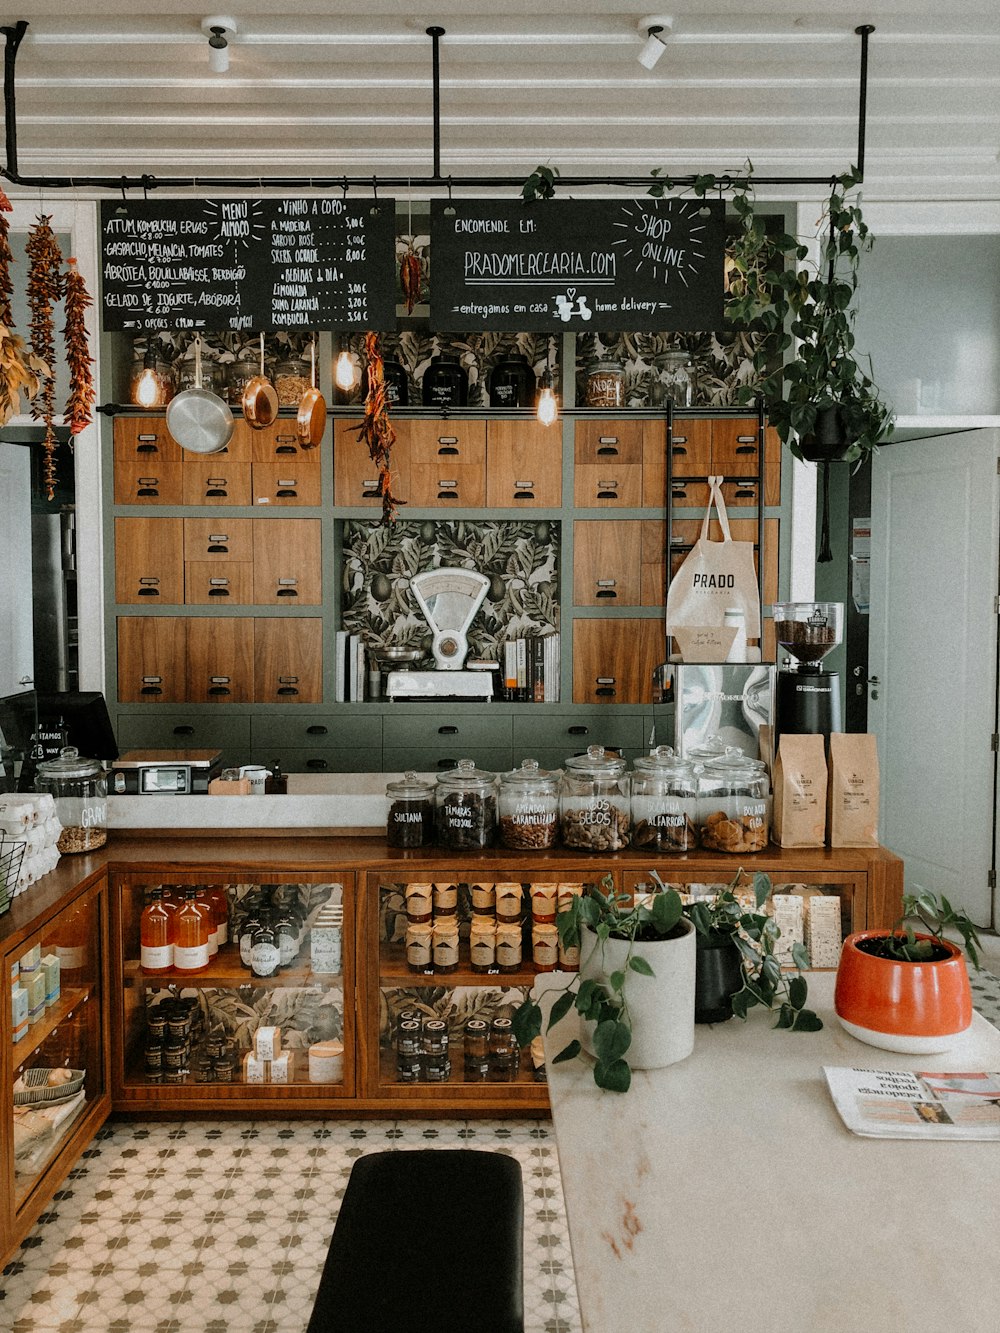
[117, 616, 187, 702]
[254, 746, 379, 774]
[408, 458, 485, 507]
[383, 745, 512, 775]
[251, 461, 322, 507]
[114, 461, 183, 506]
[237, 418, 315, 462]
[573, 520, 641, 606]
[181, 461, 252, 507]
[512, 712, 647, 763]
[384, 713, 512, 752]
[406, 420, 486, 507]
[184, 561, 254, 605]
[252, 518, 322, 605]
[575, 420, 643, 466]
[113, 416, 181, 463]
[114, 517, 184, 605]
[185, 617, 254, 703]
[573, 462, 642, 509]
[333, 418, 400, 508]
[642, 420, 714, 506]
[640, 521, 667, 607]
[669, 480, 712, 508]
[253, 617, 323, 703]
[486, 421, 562, 508]
[183, 517, 253, 563]
[711, 418, 761, 475]
[572, 618, 665, 705]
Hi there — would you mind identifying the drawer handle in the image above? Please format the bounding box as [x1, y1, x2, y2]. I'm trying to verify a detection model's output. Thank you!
[568, 725, 589, 736]
[306, 725, 329, 735]
[597, 445, 619, 456]
[140, 684, 163, 696]
[306, 758, 329, 770]
[276, 488, 297, 497]
[207, 543, 229, 553]
[137, 578, 160, 596]
[206, 488, 228, 497]
[734, 485, 756, 498]
[276, 445, 297, 454]
[137, 486, 159, 496]
[276, 587, 298, 597]
[513, 489, 535, 500]
[597, 488, 619, 500]
[137, 443, 158, 453]
[437, 445, 459, 456]
[438, 725, 459, 735]
[596, 686, 617, 697]
[596, 589, 617, 599]
[436, 757, 458, 769]
[362, 484, 381, 498]
[208, 587, 230, 596]
[437, 488, 458, 500]
[208, 685, 231, 696]
[277, 686, 300, 695]
[172, 725, 195, 736]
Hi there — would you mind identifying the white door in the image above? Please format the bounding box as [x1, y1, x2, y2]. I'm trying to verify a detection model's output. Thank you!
[0, 442, 34, 698]
[869, 428, 1000, 927]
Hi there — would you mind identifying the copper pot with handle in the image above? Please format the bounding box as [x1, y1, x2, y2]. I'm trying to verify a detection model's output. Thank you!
[297, 337, 326, 448]
[241, 332, 278, 430]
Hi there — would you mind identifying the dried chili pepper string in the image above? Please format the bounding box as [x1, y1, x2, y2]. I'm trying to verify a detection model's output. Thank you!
[63, 258, 95, 436]
[0, 187, 15, 329]
[26, 215, 64, 499]
[353, 330, 404, 524]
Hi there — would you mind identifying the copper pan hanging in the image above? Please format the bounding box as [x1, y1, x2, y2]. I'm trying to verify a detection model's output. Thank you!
[241, 332, 278, 430]
[297, 337, 327, 448]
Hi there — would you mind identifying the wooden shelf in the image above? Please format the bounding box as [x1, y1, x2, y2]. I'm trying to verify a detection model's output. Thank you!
[123, 946, 341, 989]
[379, 942, 570, 988]
[12, 986, 91, 1071]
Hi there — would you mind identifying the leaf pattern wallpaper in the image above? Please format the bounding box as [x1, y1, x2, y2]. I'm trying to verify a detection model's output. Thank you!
[342, 518, 560, 658]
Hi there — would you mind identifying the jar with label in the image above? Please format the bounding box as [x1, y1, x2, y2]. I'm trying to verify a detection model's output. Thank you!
[421, 1018, 451, 1082]
[249, 913, 281, 978]
[386, 772, 434, 848]
[487, 354, 533, 408]
[585, 357, 624, 408]
[364, 357, 409, 407]
[34, 747, 107, 853]
[558, 745, 631, 852]
[469, 882, 495, 917]
[496, 922, 523, 972]
[434, 760, 498, 850]
[488, 1017, 519, 1081]
[494, 882, 524, 924]
[464, 1018, 490, 1081]
[421, 352, 469, 408]
[432, 882, 459, 917]
[274, 357, 310, 407]
[395, 1021, 422, 1082]
[469, 922, 497, 973]
[432, 922, 460, 974]
[405, 922, 433, 973]
[531, 923, 559, 972]
[529, 883, 558, 923]
[697, 749, 771, 854]
[404, 882, 433, 924]
[498, 759, 559, 850]
[226, 353, 262, 405]
[176, 357, 224, 394]
[630, 748, 698, 852]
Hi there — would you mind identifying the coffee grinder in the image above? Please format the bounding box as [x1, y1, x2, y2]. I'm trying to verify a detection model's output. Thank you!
[772, 601, 844, 746]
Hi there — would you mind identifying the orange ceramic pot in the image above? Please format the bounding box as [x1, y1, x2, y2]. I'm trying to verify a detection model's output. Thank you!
[834, 931, 973, 1054]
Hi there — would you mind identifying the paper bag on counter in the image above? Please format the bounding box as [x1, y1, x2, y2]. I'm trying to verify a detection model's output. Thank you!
[827, 733, 880, 846]
[772, 733, 827, 846]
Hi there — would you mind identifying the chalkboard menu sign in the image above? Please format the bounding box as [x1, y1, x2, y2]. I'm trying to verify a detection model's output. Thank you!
[99, 197, 397, 332]
[430, 198, 724, 332]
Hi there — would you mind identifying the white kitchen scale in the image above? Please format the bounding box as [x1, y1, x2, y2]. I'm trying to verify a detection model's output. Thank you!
[386, 568, 494, 701]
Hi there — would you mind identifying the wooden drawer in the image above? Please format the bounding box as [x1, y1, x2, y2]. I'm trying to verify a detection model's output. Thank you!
[574, 420, 642, 466]
[572, 618, 666, 705]
[383, 745, 512, 775]
[763, 425, 782, 507]
[573, 521, 641, 606]
[251, 462, 322, 507]
[237, 418, 315, 462]
[640, 521, 666, 608]
[114, 462, 183, 506]
[253, 746, 380, 774]
[719, 479, 760, 508]
[183, 517, 253, 563]
[251, 713, 381, 750]
[573, 463, 642, 509]
[253, 618, 323, 703]
[402, 419, 487, 465]
[116, 616, 187, 703]
[113, 417, 182, 464]
[486, 421, 562, 508]
[184, 561, 254, 605]
[711, 418, 761, 475]
[408, 459, 485, 507]
[669, 480, 712, 508]
[668, 419, 712, 475]
[185, 617, 254, 703]
[114, 518, 184, 605]
[384, 714, 512, 751]
[252, 519, 322, 605]
[181, 462, 252, 507]
[333, 418, 402, 508]
[168, 421, 252, 461]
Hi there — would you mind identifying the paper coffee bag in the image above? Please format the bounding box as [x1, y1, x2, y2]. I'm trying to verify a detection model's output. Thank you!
[827, 732, 880, 847]
[772, 733, 827, 846]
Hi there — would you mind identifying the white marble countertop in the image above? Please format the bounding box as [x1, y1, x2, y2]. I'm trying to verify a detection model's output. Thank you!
[543, 971, 1000, 1333]
[107, 771, 428, 830]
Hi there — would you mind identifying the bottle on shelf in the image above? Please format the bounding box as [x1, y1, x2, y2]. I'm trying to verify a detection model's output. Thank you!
[250, 912, 281, 978]
[139, 887, 174, 975]
[239, 902, 263, 968]
[194, 887, 219, 958]
[273, 901, 298, 969]
[173, 888, 211, 974]
[207, 887, 229, 948]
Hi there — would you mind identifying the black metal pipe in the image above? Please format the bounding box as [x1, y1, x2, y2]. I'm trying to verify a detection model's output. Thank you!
[1, 21, 27, 180]
[427, 26, 444, 180]
[854, 25, 874, 180]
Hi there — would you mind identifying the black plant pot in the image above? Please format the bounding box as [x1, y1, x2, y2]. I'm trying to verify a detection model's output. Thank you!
[797, 405, 850, 463]
[694, 931, 744, 1024]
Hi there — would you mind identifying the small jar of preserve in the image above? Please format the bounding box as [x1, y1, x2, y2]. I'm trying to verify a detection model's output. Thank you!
[386, 772, 434, 848]
[432, 923, 460, 974]
[496, 923, 523, 972]
[530, 882, 558, 924]
[432, 882, 459, 918]
[469, 882, 496, 917]
[494, 882, 524, 924]
[405, 923, 433, 973]
[532, 923, 559, 972]
[404, 883, 434, 924]
[469, 922, 497, 973]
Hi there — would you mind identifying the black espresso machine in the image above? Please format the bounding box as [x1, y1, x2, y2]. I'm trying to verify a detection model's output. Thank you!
[772, 601, 844, 747]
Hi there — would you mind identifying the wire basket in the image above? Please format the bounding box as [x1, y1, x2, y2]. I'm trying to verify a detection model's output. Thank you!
[0, 832, 26, 916]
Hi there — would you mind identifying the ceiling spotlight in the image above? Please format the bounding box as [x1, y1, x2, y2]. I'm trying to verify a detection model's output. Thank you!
[201, 15, 237, 74]
[637, 15, 673, 70]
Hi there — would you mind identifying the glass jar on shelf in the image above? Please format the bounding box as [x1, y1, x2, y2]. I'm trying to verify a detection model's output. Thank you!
[498, 759, 559, 850]
[226, 353, 262, 405]
[34, 746, 107, 853]
[176, 356, 224, 395]
[696, 749, 770, 854]
[585, 357, 624, 408]
[630, 747, 698, 852]
[274, 357, 311, 407]
[434, 759, 498, 850]
[558, 744, 630, 852]
[385, 772, 434, 848]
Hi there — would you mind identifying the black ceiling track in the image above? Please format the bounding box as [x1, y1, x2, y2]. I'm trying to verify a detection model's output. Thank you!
[0, 20, 875, 196]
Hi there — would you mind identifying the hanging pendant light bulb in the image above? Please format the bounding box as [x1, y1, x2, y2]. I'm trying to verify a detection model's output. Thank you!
[131, 343, 167, 408]
[536, 368, 558, 427]
[335, 348, 357, 392]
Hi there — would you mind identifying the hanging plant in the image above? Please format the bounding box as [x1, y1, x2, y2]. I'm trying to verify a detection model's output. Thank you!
[0, 187, 48, 428]
[62, 257, 95, 436]
[26, 214, 64, 499]
[353, 331, 405, 524]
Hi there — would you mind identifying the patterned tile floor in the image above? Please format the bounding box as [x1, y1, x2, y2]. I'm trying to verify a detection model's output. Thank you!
[5, 966, 1000, 1333]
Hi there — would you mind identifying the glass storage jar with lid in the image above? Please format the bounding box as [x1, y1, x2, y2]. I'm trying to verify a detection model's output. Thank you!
[434, 759, 498, 850]
[176, 355, 224, 395]
[696, 748, 770, 854]
[274, 357, 311, 407]
[498, 759, 559, 850]
[585, 357, 624, 408]
[226, 352, 262, 406]
[34, 746, 108, 853]
[558, 744, 630, 851]
[385, 771, 435, 849]
[630, 747, 698, 852]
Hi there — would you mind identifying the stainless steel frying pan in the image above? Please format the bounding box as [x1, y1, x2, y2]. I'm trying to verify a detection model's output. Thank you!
[165, 335, 235, 454]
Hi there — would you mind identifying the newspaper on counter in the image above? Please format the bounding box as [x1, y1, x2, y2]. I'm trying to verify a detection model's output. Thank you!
[824, 1066, 1000, 1139]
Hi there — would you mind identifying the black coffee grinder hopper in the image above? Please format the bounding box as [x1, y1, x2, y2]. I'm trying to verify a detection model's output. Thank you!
[772, 601, 844, 747]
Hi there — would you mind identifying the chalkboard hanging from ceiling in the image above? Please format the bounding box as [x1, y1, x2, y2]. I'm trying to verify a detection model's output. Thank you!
[99, 197, 397, 333]
[430, 198, 725, 332]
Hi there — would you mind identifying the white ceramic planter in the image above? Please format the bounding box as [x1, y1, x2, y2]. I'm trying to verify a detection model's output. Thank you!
[579, 916, 696, 1069]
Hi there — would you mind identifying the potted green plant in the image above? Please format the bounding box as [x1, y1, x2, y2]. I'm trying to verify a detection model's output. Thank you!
[512, 871, 820, 1094]
[834, 889, 984, 1053]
